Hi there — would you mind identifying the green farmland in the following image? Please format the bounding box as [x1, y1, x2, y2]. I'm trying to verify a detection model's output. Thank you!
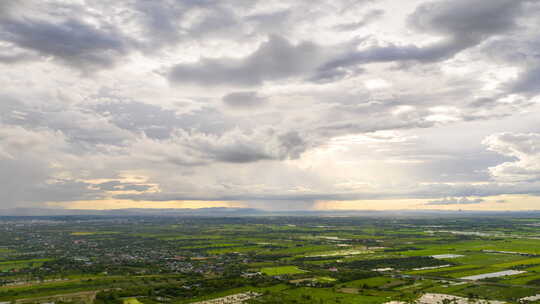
[2, 216, 540, 304]
[261, 266, 308, 276]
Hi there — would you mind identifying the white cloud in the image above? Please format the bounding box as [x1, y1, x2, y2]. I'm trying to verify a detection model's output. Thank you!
[483, 133, 540, 182]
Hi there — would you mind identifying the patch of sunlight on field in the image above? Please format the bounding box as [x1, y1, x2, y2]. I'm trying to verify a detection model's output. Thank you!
[123, 298, 143, 304]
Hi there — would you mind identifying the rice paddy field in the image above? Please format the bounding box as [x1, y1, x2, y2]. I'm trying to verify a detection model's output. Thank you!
[2, 216, 540, 303]
[261, 266, 307, 276]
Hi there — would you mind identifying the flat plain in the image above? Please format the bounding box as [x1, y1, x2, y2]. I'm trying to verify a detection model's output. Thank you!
[2, 216, 540, 303]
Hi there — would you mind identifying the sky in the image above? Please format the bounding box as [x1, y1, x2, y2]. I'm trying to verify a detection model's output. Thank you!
[1, 0, 540, 211]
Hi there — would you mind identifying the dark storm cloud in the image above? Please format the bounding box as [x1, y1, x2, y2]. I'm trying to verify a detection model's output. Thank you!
[207, 145, 273, 163]
[222, 91, 267, 108]
[473, 3, 540, 97]
[321, 41, 464, 71]
[409, 0, 523, 37]
[308, 67, 355, 84]
[177, 129, 309, 164]
[166, 0, 531, 88]
[133, 0, 184, 46]
[277, 131, 309, 160]
[511, 65, 540, 95]
[0, 18, 130, 71]
[321, 0, 527, 71]
[133, 0, 240, 48]
[168, 35, 325, 86]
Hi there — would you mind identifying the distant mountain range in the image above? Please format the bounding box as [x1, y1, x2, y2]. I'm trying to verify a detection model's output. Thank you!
[1, 207, 539, 217]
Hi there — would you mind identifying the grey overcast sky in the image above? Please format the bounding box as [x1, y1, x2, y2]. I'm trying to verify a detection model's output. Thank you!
[1, 0, 540, 211]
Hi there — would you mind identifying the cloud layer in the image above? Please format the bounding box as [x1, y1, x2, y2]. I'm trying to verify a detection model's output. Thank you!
[0, 0, 539, 210]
